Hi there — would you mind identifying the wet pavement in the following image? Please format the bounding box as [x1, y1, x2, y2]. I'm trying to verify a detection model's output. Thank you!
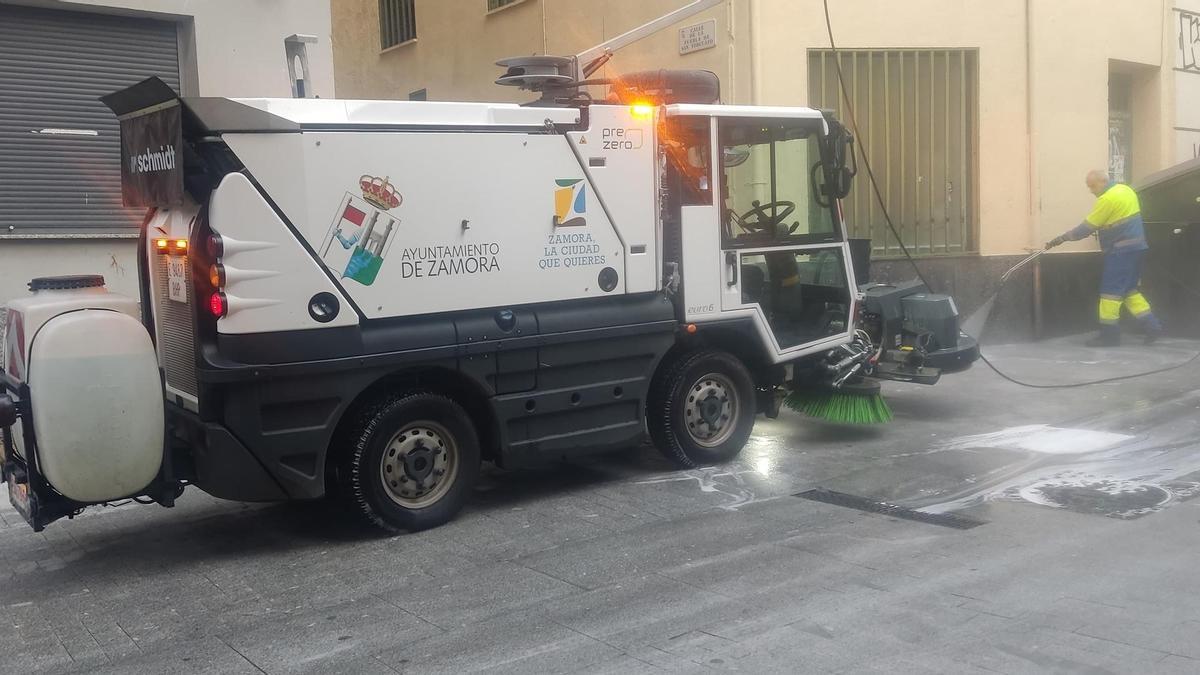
[2, 336, 1200, 673]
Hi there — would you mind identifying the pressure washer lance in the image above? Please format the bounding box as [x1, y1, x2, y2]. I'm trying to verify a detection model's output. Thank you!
[1001, 249, 1047, 283]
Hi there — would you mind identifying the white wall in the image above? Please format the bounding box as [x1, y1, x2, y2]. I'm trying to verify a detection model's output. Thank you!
[0, 0, 333, 306]
[1176, 0, 1200, 163]
[57, 0, 335, 98]
[2, 240, 141, 300]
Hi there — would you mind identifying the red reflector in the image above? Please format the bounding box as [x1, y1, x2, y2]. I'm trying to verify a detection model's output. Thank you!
[209, 292, 227, 318]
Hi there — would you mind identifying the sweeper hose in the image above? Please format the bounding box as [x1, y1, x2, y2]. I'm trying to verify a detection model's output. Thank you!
[822, 0, 1200, 390]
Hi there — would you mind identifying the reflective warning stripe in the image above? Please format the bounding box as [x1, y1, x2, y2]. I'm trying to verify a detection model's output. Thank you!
[1099, 297, 1122, 324]
[1125, 292, 1153, 317]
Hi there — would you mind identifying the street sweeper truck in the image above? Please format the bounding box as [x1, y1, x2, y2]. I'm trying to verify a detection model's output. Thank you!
[0, 2, 977, 533]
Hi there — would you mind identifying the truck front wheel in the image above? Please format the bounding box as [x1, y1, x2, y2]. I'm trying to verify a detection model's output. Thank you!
[648, 350, 756, 468]
[336, 391, 480, 532]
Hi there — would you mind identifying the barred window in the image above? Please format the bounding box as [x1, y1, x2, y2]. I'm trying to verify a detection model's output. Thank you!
[379, 0, 416, 50]
[487, 0, 521, 11]
[809, 50, 978, 257]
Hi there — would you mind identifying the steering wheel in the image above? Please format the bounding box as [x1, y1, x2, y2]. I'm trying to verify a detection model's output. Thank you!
[738, 200, 798, 234]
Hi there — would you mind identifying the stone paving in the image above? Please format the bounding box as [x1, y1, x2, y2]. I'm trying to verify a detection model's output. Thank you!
[2, 337, 1200, 673]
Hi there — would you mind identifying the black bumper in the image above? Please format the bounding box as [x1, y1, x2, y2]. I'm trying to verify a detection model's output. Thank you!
[167, 404, 290, 502]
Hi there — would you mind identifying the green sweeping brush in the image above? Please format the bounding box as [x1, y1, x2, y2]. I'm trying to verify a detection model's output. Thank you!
[784, 379, 893, 425]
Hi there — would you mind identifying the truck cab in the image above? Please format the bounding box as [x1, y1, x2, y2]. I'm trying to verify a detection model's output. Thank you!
[661, 105, 856, 361]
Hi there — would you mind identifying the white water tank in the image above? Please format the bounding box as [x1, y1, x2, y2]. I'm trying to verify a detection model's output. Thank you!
[4, 276, 163, 503]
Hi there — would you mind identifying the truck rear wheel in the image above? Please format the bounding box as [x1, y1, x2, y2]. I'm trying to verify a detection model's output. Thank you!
[648, 350, 756, 468]
[336, 391, 480, 532]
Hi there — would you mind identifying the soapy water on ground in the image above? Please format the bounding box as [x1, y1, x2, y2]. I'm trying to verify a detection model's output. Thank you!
[635, 462, 770, 511]
[622, 382, 1200, 521]
[905, 410, 1200, 519]
[931, 424, 1134, 456]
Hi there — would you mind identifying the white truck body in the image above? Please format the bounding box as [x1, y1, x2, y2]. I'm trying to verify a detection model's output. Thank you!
[4, 75, 974, 532]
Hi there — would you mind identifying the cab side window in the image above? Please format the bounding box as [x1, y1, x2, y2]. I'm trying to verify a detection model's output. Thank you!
[739, 248, 850, 349]
[720, 119, 836, 247]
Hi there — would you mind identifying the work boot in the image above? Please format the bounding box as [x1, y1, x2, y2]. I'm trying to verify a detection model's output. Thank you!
[1086, 327, 1121, 348]
[1138, 314, 1164, 345]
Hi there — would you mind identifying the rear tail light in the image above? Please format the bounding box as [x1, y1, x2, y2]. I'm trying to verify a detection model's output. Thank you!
[209, 292, 227, 318]
[206, 233, 224, 259]
[206, 231, 227, 319]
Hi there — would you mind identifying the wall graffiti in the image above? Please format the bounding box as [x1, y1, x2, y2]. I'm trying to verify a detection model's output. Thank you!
[1182, 10, 1200, 72]
[1108, 118, 1130, 184]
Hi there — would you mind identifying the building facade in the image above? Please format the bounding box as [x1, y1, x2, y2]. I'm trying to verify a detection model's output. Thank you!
[0, 0, 335, 303]
[334, 0, 1200, 338]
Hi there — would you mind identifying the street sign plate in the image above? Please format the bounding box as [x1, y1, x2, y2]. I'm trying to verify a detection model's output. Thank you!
[679, 19, 717, 55]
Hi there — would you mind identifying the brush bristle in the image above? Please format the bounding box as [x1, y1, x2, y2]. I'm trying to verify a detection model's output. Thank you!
[783, 389, 893, 424]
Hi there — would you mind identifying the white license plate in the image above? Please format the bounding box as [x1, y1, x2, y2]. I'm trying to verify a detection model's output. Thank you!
[167, 256, 188, 303]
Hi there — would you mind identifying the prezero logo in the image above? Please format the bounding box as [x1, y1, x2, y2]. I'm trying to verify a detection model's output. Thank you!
[602, 128, 644, 150]
[129, 145, 176, 174]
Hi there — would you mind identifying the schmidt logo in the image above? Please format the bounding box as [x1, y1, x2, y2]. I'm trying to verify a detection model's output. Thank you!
[130, 145, 176, 174]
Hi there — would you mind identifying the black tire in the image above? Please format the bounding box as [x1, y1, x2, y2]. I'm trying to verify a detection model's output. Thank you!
[647, 349, 756, 468]
[335, 391, 480, 533]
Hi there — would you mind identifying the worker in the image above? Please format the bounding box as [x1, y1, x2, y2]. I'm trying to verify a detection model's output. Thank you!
[1045, 170, 1163, 347]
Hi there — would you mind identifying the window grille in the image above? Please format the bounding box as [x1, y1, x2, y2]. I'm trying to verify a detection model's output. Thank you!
[809, 50, 978, 256]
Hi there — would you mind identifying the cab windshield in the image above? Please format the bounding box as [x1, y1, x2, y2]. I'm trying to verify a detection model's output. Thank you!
[720, 119, 837, 247]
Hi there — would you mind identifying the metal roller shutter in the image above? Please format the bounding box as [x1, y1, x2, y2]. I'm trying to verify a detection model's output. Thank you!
[0, 4, 180, 234]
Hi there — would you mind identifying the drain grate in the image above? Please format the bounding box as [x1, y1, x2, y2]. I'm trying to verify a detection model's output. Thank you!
[795, 488, 987, 530]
